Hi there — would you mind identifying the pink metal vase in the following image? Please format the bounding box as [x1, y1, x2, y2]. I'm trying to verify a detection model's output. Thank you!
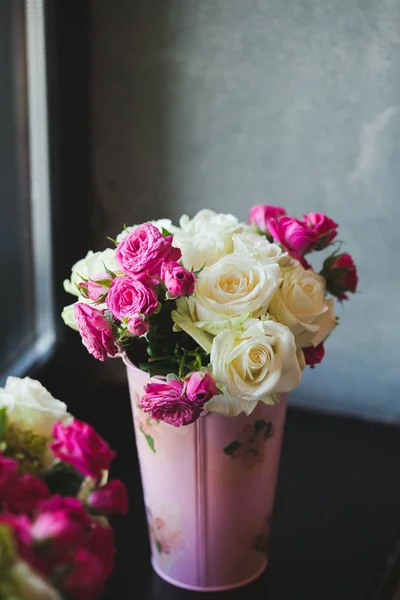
[124, 358, 287, 592]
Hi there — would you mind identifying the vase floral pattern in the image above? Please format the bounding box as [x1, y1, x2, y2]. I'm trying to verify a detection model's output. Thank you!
[223, 419, 274, 468]
[252, 515, 272, 554]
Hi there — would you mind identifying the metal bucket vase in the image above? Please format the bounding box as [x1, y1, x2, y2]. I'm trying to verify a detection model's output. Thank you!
[124, 358, 287, 592]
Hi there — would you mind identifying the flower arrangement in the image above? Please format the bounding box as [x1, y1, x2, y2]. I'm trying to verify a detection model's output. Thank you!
[62, 205, 358, 426]
[0, 376, 127, 600]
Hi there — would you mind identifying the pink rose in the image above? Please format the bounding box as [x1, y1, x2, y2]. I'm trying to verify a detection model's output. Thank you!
[267, 216, 317, 255]
[161, 261, 196, 297]
[2, 474, 50, 516]
[0, 515, 35, 567]
[248, 204, 286, 233]
[31, 508, 88, 549]
[62, 547, 108, 600]
[50, 420, 116, 480]
[0, 453, 18, 490]
[127, 313, 150, 337]
[106, 276, 158, 321]
[74, 304, 118, 361]
[87, 480, 128, 516]
[141, 380, 202, 427]
[303, 343, 325, 368]
[321, 252, 358, 301]
[87, 272, 113, 302]
[185, 371, 220, 404]
[303, 213, 338, 250]
[115, 223, 181, 282]
[85, 524, 115, 578]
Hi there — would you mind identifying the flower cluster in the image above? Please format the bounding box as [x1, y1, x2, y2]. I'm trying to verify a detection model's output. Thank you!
[62, 206, 358, 424]
[0, 376, 127, 600]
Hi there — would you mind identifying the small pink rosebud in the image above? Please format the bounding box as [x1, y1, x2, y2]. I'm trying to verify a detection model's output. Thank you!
[87, 480, 128, 516]
[268, 216, 317, 255]
[303, 213, 338, 250]
[303, 343, 325, 368]
[161, 261, 196, 297]
[185, 371, 220, 405]
[127, 313, 149, 337]
[248, 204, 286, 233]
[321, 252, 358, 301]
[87, 272, 113, 302]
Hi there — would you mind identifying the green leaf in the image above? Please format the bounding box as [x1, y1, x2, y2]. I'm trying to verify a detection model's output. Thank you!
[106, 236, 118, 246]
[91, 278, 112, 287]
[254, 420, 273, 440]
[156, 540, 163, 553]
[171, 297, 213, 353]
[161, 227, 172, 237]
[0, 408, 7, 440]
[44, 462, 85, 496]
[102, 261, 118, 279]
[223, 440, 241, 456]
[140, 428, 156, 453]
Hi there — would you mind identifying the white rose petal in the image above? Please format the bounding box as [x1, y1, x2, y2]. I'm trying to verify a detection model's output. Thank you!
[269, 264, 337, 348]
[173, 209, 252, 270]
[207, 318, 301, 416]
[63, 248, 119, 299]
[61, 303, 79, 330]
[233, 231, 289, 265]
[193, 254, 282, 333]
[0, 376, 72, 439]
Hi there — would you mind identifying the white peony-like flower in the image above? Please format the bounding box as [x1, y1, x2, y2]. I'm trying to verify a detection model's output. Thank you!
[233, 231, 289, 265]
[268, 264, 337, 348]
[193, 253, 282, 334]
[207, 317, 301, 416]
[172, 209, 251, 270]
[61, 303, 79, 331]
[63, 248, 119, 299]
[0, 376, 71, 439]
[116, 219, 181, 242]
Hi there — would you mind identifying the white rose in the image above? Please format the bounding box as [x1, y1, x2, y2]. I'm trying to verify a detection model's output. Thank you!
[0, 376, 71, 438]
[269, 264, 337, 348]
[193, 254, 282, 334]
[207, 318, 301, 416]
[173, 209, 252, 270]
[116, 219, 181, 242]
[63, 248, 119, 299]
[61, 303, 79, 331]
[233, 231, 289, 265]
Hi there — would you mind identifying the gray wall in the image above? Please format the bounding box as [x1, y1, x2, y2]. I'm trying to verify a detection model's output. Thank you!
[89, 0, 400, 422]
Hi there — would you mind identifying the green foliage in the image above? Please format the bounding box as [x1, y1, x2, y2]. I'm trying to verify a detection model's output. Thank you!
[140, 428, 156, 453]
[1, 425, 49, 477]
[44, 462, 85, 497]
[0, 408, 7, 440]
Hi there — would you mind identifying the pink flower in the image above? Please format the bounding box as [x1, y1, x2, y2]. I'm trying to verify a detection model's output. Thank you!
[87, 480, 128, 516]
[31, 498, 90, 552]
[0, 453, 18, 490]
[267, 216, 317, 255]
[115, 223, 181, 282]
[50, 420, 116, 480]
[2, 474, 50, 516]
[161, 262, 196, 297]
[106, 276, 158, 321]
[85, 524, 115, 578]
[87, 272, 113, 302]
[62, 548, 107, 600]
[303, 343, 325, 368]
[127, 313, 150, 337]
[0, 515, 37, 569]
[249, 204, 286, 233]
[321, 252, 358, 301]
[74, 304, 118, 361]
[185, 371, 220, 405]
[303, 213, 338, 250]
[141, 380, 202, 427]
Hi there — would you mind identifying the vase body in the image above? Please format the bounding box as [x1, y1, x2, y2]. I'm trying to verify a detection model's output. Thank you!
[125, 360, 287, 592]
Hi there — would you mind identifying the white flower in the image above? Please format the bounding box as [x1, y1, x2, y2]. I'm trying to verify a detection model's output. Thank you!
[233, 231, 289, 265]
[11, 562, 62, 600]
[61, 303, 79, 331]
[63, 248, 118, 299]
[269, 264, 337, 348]
[193, 253, 282, 334]
[116, 219, 181, 242]
[173, 209, 251, 270]
[207, 318, 301, 416]
[0, 376, 71, 438]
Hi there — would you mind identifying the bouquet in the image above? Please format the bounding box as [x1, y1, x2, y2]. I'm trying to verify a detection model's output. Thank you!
[0, 376, 127, 600]
[62, 205, 358, 425]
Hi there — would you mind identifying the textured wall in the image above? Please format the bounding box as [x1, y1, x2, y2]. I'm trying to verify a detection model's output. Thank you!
[89, 0, 400, 422]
